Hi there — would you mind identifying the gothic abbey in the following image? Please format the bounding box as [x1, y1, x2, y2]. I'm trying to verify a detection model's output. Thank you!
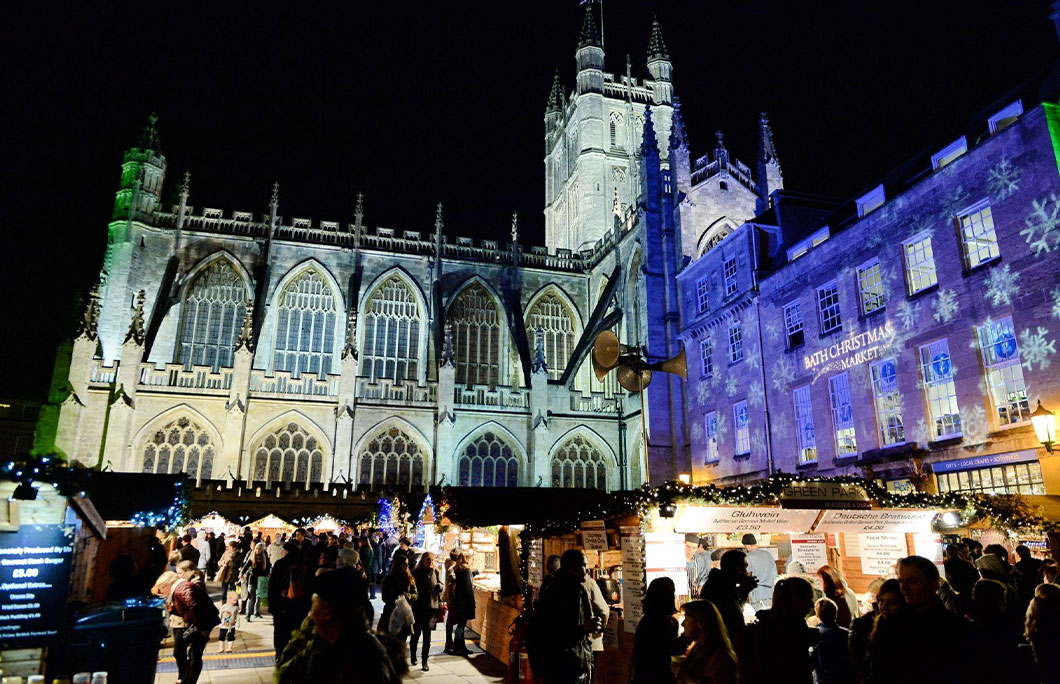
[54, 8, 782, 492]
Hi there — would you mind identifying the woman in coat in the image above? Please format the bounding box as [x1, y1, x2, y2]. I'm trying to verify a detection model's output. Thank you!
[632, 576, 684, 684]
[379, 556, 417, 640]
[214, 540, 240, 604]
[410, 551, 444, 671]
[448, 552, 476, 656]
[240, 541, 271, 620]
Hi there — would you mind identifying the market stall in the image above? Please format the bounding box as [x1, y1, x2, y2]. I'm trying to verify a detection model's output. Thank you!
[184, 511, 237, 538]
[247, 513, 295, 541]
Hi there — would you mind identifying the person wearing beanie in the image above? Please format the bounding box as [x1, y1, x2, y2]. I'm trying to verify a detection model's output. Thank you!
[743, 534, 776, 610]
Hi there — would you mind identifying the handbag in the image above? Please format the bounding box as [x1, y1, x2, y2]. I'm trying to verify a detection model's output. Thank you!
[436, 602, 448, 623]
[389, 595, 415, 634]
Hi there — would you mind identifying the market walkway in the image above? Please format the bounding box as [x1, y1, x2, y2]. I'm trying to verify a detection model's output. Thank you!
[154, 586, 506, 683]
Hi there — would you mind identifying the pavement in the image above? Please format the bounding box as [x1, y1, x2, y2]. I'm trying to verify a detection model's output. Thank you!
[154, 582, 506, 683]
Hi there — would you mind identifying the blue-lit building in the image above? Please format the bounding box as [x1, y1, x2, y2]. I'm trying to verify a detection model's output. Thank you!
[679, 66, 1060, 494]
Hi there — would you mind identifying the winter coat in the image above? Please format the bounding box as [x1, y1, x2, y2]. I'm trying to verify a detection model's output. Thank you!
[411, 565, 443, 627]
[179, 543, 200, 567]
[529, 572, 593, 680]
[584, 577, 609, 652]
[378, 571, 418, 633]
[870, 599, 974, 684]
[631, 612, 680, 684]
[449, 567, 476, 621]
[944, 555, 980, 596]
[216, 548, 240, 585]
[700, 568, 750, 642]
[675, 646, 739, 684]
[813, 623, 855, 684]
[170, 578, 220, 632]
[741, 608, 819, 684]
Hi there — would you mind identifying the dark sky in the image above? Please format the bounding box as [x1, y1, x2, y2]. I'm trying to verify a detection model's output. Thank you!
[1, 1, 1056, 397]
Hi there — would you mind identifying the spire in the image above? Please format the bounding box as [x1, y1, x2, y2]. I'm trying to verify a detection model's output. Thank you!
[714, 130, 729, 166]
[647, 15, 669, 61]
[578, 2, 601, 48]
[138, 112, 160, 150]
[270, 181, 280, 212]
[353, 192, 364, 247]
[342, 309, 358, 360]
[125, 290, 146, 345]
[510, 212, 519, 246]
[434, 202, 444, 246]
[532, 328, 548, 375]
[235, 301, 255, 352]
[178, 171, 191, 201]
[546, 70, 565, 112]
[440, 323, 456, 368]
[76, 284, 102, 341]
[758, 112, 779, 165]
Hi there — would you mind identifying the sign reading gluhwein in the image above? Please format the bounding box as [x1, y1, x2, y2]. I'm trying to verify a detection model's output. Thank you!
[779, 481, 871, 510]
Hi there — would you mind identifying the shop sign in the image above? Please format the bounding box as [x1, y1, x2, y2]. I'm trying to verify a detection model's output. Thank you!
[0, 524, 75, 648]
[803, 321, 896, 382]
[527, 539, 544, 588]
[674, 506, 820, 534]
[581, 520, 608, 551]
[644, 532, 689, 599]
[790, 534, 827, 571]
[815, 509, 936, 533]
[779, 482, 871, 510]
[620, 528, 644, 634]
[858, 533, 908, 575]
[932, 450, 1038, 474]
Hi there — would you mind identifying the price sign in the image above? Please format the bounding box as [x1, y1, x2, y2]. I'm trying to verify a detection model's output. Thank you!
[0, 524, 75, 648]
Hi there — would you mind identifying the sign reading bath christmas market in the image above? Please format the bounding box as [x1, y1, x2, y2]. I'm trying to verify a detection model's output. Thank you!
[0, 524, 75, 648]
[779, 481, 871, 510]
[674, 506, 820, 534]
[803, 321, 897, 383]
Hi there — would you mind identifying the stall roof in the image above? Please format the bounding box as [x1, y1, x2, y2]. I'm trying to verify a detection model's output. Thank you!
[441, 486, 618, 528]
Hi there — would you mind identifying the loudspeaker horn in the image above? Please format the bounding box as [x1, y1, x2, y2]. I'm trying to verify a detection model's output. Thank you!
[645, 346, 687, 380]
[591, 330, 637, 381]
[616, 363, 652, 392]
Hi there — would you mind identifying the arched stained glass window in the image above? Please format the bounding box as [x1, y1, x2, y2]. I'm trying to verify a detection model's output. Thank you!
[448, 283, 501, 388]
[179, 258, 249, 371]
[141, 417, 217, 483]
[251, 422, 325, 487]
[551, 435, 608, 490]
[526, 292, 576, 381]
[458, 431, 519, 487]
[357, 426, 425, 490]
[362, 276, 421, 383]
[273, 269, 337, 377]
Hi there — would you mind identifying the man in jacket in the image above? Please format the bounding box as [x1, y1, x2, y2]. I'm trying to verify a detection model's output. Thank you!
[743, 534, 776, 610]
[171, 561, 220, 684]
[700, 549, 756, 642]
[357, 536, 376, 599]
[179, 534, 200, 567]
[532, 549, 601, 684]
[269, 540, 311, 661]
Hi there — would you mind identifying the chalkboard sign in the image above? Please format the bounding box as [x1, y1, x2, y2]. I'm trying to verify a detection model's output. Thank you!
[0, 524, 75, 648]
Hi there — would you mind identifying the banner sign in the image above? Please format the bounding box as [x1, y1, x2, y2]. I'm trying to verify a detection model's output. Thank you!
[790, 534, 828, 571]
[0, 524, 75, 648]
[674, 506, 820, 534]
[858, 533, 908, 575]
[815, 509, 936, 533]
[932, 450, 1038, 473]
[620, 527, 644, 634]
[779, 482, 871, 510]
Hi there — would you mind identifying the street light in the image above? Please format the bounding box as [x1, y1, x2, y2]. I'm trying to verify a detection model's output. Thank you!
[677, 472, 691, 486]
[1031, 400, 1056, 453]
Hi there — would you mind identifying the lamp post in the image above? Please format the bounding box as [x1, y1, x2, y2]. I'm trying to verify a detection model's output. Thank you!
[1032, 400, 1056, 453]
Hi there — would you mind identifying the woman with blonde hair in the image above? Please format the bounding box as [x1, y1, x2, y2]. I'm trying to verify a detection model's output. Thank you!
[1026, 583, 1060, 683]
[817, 565, 858, 628]
[674, 599, 738, 684]
[410, 551, 443, 671]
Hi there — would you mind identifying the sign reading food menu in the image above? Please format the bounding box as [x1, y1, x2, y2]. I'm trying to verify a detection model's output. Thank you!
[0, 524, 75, 647]
[858, 533, 907, 575]
[620, 526, 644, 634]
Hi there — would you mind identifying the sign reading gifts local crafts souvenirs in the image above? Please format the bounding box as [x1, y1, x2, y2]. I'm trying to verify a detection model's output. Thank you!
[0, 524, 75, 648]
[779, 481, 871, 510]
[674, 506, 820, 534]
[815, 509, 936, 533]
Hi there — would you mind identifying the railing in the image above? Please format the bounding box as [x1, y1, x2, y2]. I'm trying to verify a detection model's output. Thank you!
[249, 370, 339, 397]
[89, 359, 117, 385]
[455, 384, 529, 409]
[355, 379, 436, 404]
[570, 393, 618, 413]
[139, 363, 232, 392]
[690, 159, 758, 194]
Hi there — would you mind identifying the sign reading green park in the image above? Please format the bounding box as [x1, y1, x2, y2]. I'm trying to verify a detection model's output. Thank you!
[0, 524, 75, 648]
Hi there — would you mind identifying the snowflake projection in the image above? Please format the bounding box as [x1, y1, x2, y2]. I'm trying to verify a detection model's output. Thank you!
[772, 356, 795, 393]
[906, 214, 935, 241]
[690, 421, 704, 444]
[987, 158, 1021, 201]
[941, 185, 971, 219]
[932, 288, 959, 323]
[1052, 288, 1060, 320]
[716, 413, 729, 442]
[910, 418, 930, 446]
[725, 376, 738, 397]
[747, 344, 761, 370]
[747, 381, 764, 409]
[1022, 194, 1060, 257]
[750, 431, 766, 458]
[1019, 326, 1057, 371]
[983, 265, 1020, 307]
[849, 364, 871, 392]
[764, 318, 782, 345]
[896, 300, 921, 330]
[695, 380, 712, 404]
[959, 405, 990, 452]
[771, 412, 791, 440]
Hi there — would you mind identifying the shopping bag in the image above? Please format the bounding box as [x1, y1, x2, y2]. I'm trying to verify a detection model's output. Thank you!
[436, 602, 448, 624]
[388, 595, 414, 634]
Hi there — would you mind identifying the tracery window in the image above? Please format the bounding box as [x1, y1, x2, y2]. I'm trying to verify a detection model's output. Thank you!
[357, 426, 425, 490]
[251, 422, 325, 487]
[526, 293, 576, 381]
[458, 431, 519, 487]
[273, 269, 338, 377]
[142, 416, 216, 483]
[179, 259, 249, 370]
[449, 283, 501, 387]
[551, 435, 608, 490]
[362, 276, 421, 383]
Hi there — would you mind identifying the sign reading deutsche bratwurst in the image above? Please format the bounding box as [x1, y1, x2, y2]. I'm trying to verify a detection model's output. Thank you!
[674, 506, 819, 534]
[815, 509, 936, 533]
[0, 524, 75, 648]
[779, 482, 871, 510]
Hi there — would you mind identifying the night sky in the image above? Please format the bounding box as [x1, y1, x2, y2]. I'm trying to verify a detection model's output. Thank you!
[0, 1, 1056, 397]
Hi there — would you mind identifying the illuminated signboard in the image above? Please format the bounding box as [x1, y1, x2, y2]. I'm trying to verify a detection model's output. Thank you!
[803, 320, 896, 383]
[0, 524, 75, 648]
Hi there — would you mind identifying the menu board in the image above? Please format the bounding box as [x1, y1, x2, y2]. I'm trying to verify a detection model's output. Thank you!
[0, 524, 75, 648]
[527, 538, 544, 588]
[644, 532, 689, 600]
[790, 534, 827, 572]
[620, 527, 644, 633]
[913, 533, 945, 569]
[858, 533, 907, 575]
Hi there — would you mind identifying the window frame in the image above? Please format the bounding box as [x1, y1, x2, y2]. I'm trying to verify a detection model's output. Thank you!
[700, 336, 714, 377]
[902, 233, 939, 295]
[696, 277, 710, 314]
[733, 401, 750, 456]
[977, 317, 1030, 426]
[856, 258, 886, 316]
[817, 281, 842, 335]
[828, 372, 858, 457]
[870, 357, 905, 447]
[792, 385, 817, 464]
[957, 200, 1000, 270]
[783, 300, 804, 348]
[728, 321, 744, 364]
[918, 338, 962, 440]
[723, 257, 738, 297]
[704, 411, 720, 463]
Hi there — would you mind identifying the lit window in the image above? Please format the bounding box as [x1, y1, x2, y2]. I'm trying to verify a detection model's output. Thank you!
[728, 322, 743, 363]
[903, 234, 938, 295]
[449, 282, 502, 388]
[273, 268, 337, 377]
[987, 100, 1023, 134]
[362, 276, 421, 384]
[696, 277, 710, 313]
[919, 339, 962, 439]
[724, 257, 738, 296]
[526, 292, 577, 381]
[856, 184, 886, 217]
[179, 258, 249, 371]
[462, 431, 519, 487]
[871, 358, 904, 446]
[793, 386, 817, 464]
[828, 373, 857, 456]
[857, 259, 885, 315]
[817, 281, 842, 334]
[254, 422, 325, 487]
[977, 317, 1030, 425]
[936, 462, 1044, 495]
[704, 411, 719, 463]
[931, 136, 968, 170]
[784, 301, 804, 348]
[142, 417, 216, 484]
[958, 201, 999, 269]
[552, 435, 607, 490]
[733, 401, 750, 455]
[700, 337, 714, 377]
